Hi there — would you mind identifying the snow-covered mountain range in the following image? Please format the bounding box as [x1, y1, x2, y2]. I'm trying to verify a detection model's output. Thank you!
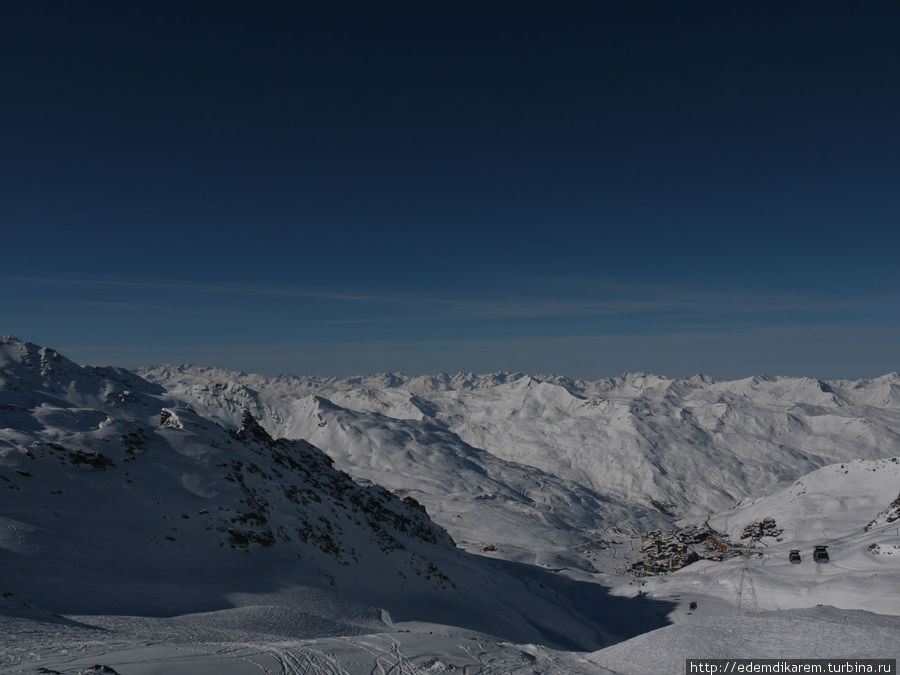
[2, 337, 898, 673]
[0, 337, 663, 654]
[139, 363, 900, 571]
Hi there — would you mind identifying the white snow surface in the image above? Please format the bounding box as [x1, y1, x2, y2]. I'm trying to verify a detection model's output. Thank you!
[588, 607, 900, 674]
[2, 338, 899, 673]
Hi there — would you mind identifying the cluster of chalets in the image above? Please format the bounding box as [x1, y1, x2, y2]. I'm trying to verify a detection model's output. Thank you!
[740, 517, 784, 542]
[627, 526, 743, 576]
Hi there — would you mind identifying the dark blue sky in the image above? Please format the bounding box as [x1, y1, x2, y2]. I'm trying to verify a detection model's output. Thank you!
[2, 2, 898, 378]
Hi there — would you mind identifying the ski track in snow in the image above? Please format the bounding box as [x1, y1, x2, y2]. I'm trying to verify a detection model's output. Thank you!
[0, 625, 595, 674]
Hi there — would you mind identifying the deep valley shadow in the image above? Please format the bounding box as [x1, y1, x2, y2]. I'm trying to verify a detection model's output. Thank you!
[3, 546, 676, 653]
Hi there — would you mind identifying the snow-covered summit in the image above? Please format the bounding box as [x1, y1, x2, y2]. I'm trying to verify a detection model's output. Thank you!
[1, 335, 164, 410]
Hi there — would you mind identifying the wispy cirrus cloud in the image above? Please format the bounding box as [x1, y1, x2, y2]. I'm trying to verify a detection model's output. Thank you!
[76, 301, 265, 316]
[6, 273, 898, 326]
[0, 274, 404, 304]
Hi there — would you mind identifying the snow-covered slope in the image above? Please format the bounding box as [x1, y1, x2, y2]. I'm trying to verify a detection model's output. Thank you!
[0, 342, 460, 613]
[0, 609, 611, 674]
[426, 372, 900, 515]
[583, 456, 900, 673]
[588, 607, 900, 675]
[708, 456, 900, 545]
[606, 457, 900, 651]
[0, 337, 649, 653]
[681, 457, 900, 615]
[270, 394, 665, 567]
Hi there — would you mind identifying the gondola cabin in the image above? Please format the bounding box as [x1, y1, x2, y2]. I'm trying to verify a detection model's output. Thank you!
[789, 549, 802, 564]
[813, 545, 829, 563]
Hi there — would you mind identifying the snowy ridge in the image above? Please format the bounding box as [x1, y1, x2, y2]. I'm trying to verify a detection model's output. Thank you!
[140, 363, 900, 406]
[0, 339, 459, 610]
[2, 335, 168, 411]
